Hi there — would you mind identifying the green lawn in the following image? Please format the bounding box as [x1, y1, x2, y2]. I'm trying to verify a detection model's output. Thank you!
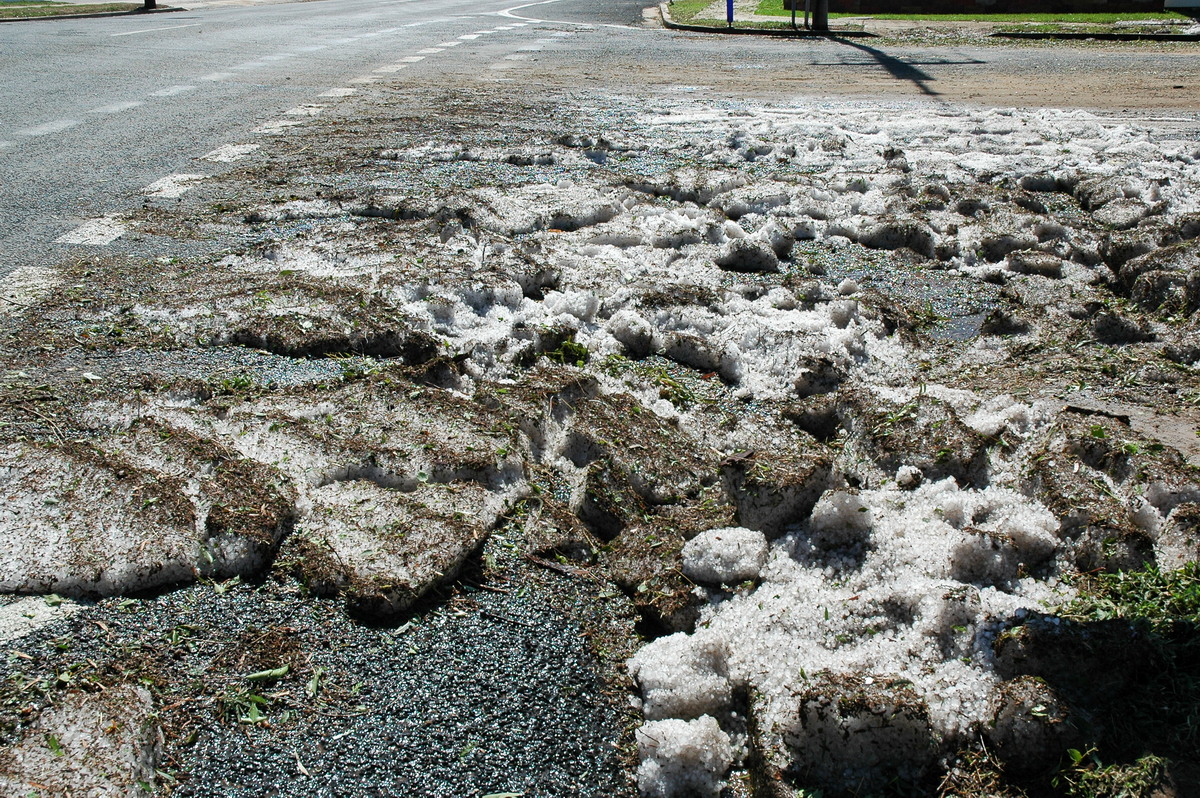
[752, 2, 1193, 22]
[667, 0, 715, 24]
[0, 2, 139, 17]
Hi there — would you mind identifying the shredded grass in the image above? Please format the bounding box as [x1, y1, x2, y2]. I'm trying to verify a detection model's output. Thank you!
[1059, 563, 1200, 772]
[0, 2, 139, 18]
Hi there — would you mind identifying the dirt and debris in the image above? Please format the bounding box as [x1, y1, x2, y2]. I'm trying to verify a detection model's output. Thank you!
[1, 76, 1199, 797]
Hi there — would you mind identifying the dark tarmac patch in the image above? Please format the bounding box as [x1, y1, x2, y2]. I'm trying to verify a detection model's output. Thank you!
[0, 544, 638, 798]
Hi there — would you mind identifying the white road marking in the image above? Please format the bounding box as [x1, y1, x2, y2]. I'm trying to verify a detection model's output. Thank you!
[55, 216, 127, 246]
[261, 53, 295, 61]
[17, 120, 79, 136]
[373, 65, 409, 74]
[349, 75, 385, 83]
[252, 120, 305, 135]
[0, 267, 59, 315]
[494, 25, 517, 29]
[417, 47, 443, 54]
[150, 85, 195, 97]
[517, 45, 544, 51]
[198, 72, 235, 82]
[398, 56, 425, 62]
[89, 101, 145, 114]
[286, 104, 327, 116]
[499, 0, 624, 27]
[436, 41, 463, 46]
[111, 23, 199, 37]
[459, 34, 481, 39]
[202, 143, 259, 162]
[143, 173, 206, 199]
[319, 88, 357, 97]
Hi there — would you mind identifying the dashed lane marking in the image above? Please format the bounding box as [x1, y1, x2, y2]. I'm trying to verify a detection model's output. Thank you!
[398, 56, 425, 62]
[436, 41, 463, 46]
[252, 120, 305, 135]
[17, 120, 79, 136]
[319, 87, 357, 97]
[143, 174, 206, 199]
[54, 216, 127, 246]
[458, 34, 481, 39]
[202, 143, 259, 162]
[197, 72, 235, 82]
[150, 85, 196, 97]
[373, 65, 409, 74]
[349, 75, 385, 83]
[89, 101, 145, 114]
[416, 47, 444, 54]
[261, 53, 295, 61]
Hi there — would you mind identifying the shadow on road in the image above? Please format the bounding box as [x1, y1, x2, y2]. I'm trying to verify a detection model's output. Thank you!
[824, 37, 970, 97]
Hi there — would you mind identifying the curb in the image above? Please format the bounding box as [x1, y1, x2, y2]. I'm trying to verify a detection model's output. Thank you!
[0, 5, 185, 23]
[991, 30, 1200, 41]
[659, 2, 876, 37]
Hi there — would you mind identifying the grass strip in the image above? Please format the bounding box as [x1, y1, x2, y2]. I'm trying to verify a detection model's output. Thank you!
[751, 2, 1193, 23]
[0, 2, 139, 17]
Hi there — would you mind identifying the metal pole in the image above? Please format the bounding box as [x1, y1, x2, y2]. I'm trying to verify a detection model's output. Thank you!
[812, 0, 828, 30]
[791, 0, 797, 30]
[804, 0, 810, 29]
[726, 0, 733, 27]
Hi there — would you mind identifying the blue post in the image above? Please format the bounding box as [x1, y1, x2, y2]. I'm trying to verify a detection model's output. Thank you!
[727, 0, 733, 26]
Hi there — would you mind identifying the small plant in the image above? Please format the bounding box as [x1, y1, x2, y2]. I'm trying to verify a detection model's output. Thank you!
[546, 338, 589, 367]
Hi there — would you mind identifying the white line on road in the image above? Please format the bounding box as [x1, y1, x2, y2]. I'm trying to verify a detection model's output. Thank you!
[17, 120, 79, 137]
[252, 120, 305, 135]
[0, 266, 58, 316]
[373, 65, 409, 74]
[55, 216, 127, 246]
[416, 47, 444, 54]
[398, 56, 425, 62]
[436, 41, 463, 47]
[143, 174, 206, 199]
[111, 23, 199, 37]
[458, 34, 480, 39]
[261, 53, 295, 61]
[197, 72, 235, 82]
[150, 85, 196, 97]
[500, 0, 628, 27]
[202, 143, 259, 162]
[89, 101, 145, 114]
[349, 75, 385, 83]
[318, 88, 357, 97]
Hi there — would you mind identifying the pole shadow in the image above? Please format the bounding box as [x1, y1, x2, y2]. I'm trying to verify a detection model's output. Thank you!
[828, 36, 944, 97]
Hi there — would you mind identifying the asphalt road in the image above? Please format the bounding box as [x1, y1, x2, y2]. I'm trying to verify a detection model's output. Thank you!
[0, 0, 650, 277]
[2, 0, 1198, 278]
